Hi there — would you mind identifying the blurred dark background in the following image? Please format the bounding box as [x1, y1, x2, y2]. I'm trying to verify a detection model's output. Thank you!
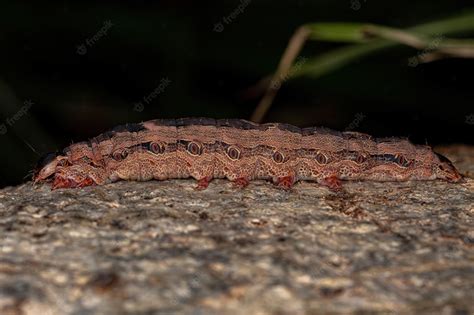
[1, 1, 473, 188]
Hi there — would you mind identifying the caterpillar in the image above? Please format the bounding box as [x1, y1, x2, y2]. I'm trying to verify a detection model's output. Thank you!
[33, 118, 462, 190]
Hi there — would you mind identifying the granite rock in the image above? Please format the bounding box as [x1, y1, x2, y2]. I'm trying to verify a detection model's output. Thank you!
[0, 145, 473, 315]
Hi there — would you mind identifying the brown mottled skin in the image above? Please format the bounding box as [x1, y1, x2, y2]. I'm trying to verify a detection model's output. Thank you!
[33, 118, 463, 190]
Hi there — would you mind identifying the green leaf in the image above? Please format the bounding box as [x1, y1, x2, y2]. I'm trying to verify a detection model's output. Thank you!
[292, 11, 474, 79]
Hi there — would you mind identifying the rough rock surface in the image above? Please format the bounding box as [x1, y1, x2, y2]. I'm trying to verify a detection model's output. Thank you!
[0, 145, 473, 315]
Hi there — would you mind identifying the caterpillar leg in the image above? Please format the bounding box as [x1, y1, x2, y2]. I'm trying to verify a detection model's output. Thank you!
[319, 175, 343, 191]
[51, 165, 107, 189]
[195, 176, 212, 190]
[274, 175, 295, 190]
[233, 177, 250, 189]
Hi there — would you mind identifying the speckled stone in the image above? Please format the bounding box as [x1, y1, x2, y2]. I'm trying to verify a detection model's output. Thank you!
[0, 145, 473, 315]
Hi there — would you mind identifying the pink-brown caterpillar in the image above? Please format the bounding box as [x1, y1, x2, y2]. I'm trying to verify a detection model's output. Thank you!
[34, 118, 462, 190]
